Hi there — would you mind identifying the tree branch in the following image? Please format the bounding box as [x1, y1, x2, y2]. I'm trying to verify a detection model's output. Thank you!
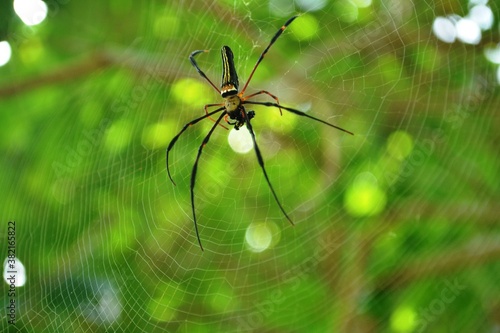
[0, 47, 184, 99]
[375, 234, 500, 290]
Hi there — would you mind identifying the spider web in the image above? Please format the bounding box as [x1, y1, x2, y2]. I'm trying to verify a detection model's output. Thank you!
[1, 0, 499, 332]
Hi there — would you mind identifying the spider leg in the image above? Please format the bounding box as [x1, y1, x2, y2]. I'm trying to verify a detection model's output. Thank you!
[242, 90, 283, 116]
[190, 111, 227, 251]
[240, 15, 299, 95]
[205, 103, 229, 130]
[166, 107, 225, 185]
[243, 101, 354, 135]
[190, 50, 221, 94]
[242, 109, 294, 227]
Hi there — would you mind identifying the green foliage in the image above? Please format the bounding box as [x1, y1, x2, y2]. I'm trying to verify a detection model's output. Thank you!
[1, 1, 499, 332]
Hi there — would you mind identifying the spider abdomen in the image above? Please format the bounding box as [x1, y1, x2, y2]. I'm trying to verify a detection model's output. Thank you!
[221, 46, 239, 97]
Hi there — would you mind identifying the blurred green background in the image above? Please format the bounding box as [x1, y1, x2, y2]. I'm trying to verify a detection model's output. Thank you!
[1, 0, 499, 332]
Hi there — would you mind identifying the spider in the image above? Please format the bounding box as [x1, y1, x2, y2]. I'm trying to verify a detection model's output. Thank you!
[166, 16, 353, 251]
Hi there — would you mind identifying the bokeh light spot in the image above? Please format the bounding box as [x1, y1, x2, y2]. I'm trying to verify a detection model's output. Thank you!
[344, 172, 387, 217]
[352, 0, 372, 8]
[290, 14, 319, 41]
[390, 305, 417, 332]
[228, 128, 253, 154]
[19, 38, 44, 64]
[142, 122, 176, 150]
[208, 284, 235, 314]
[333, 1, 359, 23]
[13, 0, 48, 26]
[104, 119, 133, 153]
[154, 14, 180, 40]
[468, 5, 494, 31]
[484, 45, 500, 64]
[432, 17, 457, 43]
[0, 41, 12, 66]
[269, 0, 295, 17]
[456, 18, 481, 45]
[245, 222, 274, 252]
[295, 0, 328, 11]
[172, 78, 211, 107]
[3, 257, 26, 287]
[386, 131, 414, 160]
